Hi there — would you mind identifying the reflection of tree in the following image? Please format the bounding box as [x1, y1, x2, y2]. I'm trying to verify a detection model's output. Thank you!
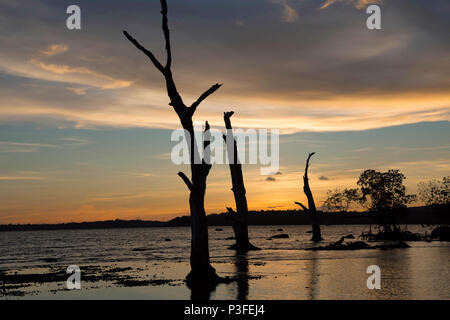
[234, 252, 249, 300]
[372, 250, 411, 299]
[305, 252, 319, 300]
[190, 282, 214, 301]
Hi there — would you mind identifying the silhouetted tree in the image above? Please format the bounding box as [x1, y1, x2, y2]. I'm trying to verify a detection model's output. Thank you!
[223, 111, 259, 252]
[123, 0, 223, 288]
[295, 152, 322, 242]
[357, 169, 416, 230]
[323, 188, 360, 212]
[418, 176, 449, 207]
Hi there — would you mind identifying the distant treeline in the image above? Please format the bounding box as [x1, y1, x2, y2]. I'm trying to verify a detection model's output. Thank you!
[0, 206, 448, 232]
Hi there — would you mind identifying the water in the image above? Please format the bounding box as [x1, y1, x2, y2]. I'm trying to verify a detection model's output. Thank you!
[1, 225, 449, 299]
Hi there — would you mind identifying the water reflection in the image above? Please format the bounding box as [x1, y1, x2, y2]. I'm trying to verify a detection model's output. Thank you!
[305, 252, 319, 300]
[189, 283, 215, 301]
[371, 248, 412, 299]
[234, 252, 250, 300]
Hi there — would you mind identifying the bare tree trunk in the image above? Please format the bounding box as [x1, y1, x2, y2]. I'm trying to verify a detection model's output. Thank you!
[295, 152, 322, 242]
[123, 0, 224, 287]
[223, 112, 259, 251]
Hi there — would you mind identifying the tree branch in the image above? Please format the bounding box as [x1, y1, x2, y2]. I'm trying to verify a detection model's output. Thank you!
[160, 0, 171, 70]
[225, 207, 245, 224]
[202, 121, 212, 170]
[304, 152, 315, 179]
[224, 111, 234, 130]
[203, 121, 211, 150]
[294, 201, 308, 212]
[178, 171, 193, 190]
[122, 30, 165, 74]
[226, 207, 236, 215]
[189, 83, 223, 115]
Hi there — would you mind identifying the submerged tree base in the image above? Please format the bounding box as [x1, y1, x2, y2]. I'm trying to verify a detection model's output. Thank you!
[185, 265, 233, 300]
[228, 242, 261, 252]
[430, 225, 450, 241]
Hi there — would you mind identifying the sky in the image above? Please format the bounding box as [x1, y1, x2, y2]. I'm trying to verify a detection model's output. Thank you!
[0, 0, 449, 224]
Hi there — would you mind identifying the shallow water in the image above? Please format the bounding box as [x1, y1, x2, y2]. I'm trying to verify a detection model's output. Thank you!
[1, 225, 449, 299]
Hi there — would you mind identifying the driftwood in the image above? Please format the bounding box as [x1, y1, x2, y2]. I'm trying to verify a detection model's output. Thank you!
[223, 111, 259, 251]
[123, 0, 223, 288]
[295, 152, 322, 242]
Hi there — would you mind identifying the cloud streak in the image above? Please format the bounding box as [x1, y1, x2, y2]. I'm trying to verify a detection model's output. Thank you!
[0, 141, 60, 153]
[41, 44, 68, 56]
[320, 0, 383, 10]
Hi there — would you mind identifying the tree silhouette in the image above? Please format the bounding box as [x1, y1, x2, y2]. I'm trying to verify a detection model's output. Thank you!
[357, 169, 416, 230]
[323, 188, 360, 212]
[418, 176, 449, 207]
[123, 0, 223, 288]
[295, 152, 322, 242]
[223, 111, 259, 252]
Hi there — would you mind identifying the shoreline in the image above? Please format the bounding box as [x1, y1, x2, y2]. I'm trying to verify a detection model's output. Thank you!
[1, 205, 448, 232]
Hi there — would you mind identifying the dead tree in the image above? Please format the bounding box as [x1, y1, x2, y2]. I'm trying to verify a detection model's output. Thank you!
[223, 111, 259, 252]
[295, 152, 322, 242]
[123, 0, 223, 287]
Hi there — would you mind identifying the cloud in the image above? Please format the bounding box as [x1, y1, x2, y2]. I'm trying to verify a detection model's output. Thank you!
[0, 141, 60, 153]
[60, 137, 91, 146]
[0, 171, 45, 181]
[41, 44, 68, 56]
[354, 0, 382, 10]
[352, 147, 374, 152]
[271, 0, 299, 23]
[0, 176, 44, 181]
[266, 171, 283, 175]
[0, 0, 448, 134]
[319, 175, 329, 180]
[281, 2, 299, 22]
[24, 59, 132, 89]
[140, 173, 154, 177]
[153, 153, 172, 160]
[319, 0, 336, 9]
[266, 176, 277, 181]
[320, 0, 383, 10]
[67, 87, 87, 95]
[272, 0, 299, 22]
[0, 139, 90, 153]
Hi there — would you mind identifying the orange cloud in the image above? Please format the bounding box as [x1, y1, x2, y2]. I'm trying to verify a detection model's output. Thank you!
[41, 44, 68, 56]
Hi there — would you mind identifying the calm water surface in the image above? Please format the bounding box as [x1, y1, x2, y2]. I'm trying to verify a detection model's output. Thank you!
[1, 225, 449, 299]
